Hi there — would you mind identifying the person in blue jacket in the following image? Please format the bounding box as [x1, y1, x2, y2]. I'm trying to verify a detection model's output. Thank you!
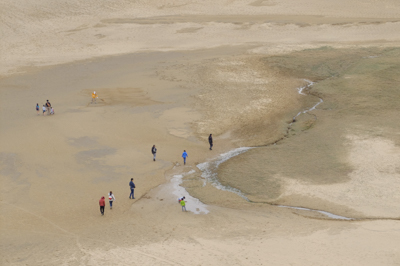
[182, 150, 188, 165]
[129, 178, 136, 199]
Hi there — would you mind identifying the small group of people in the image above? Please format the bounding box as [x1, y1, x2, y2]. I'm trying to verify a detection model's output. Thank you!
[98, 177, 187, 215]
[36, 100, 54, 116]
[152, 146, 189, 165]
[151, 134, 212, 165]
[99, 191, 116, 215]
[151, 146, 189, 165]
[99, 178, 135, 215]
[98, 134, 214, 215]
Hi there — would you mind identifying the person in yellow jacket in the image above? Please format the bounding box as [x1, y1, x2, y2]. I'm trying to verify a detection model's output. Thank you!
[180, 198, 186, 212]
[91, 91, 98, 104]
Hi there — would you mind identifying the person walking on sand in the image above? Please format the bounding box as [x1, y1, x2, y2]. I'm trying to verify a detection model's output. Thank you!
[46, 100, 51, 115]
[99, 196, 105, 215]
[108, 191, 115, 209]
[182, 150, 188, 165]
[152, 145, 157, 161]
[36, 103, 39, 115]
[208, 134, 213, 150]
[50, 107, 54, 115]
[129, 178, 135, 199]
[42, 105, 46, 116]
[91, 91, 98, 104]
[180, 198, 187, 212]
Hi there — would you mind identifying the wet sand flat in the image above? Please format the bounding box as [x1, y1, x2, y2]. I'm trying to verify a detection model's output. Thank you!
[212, 47, 400, 218]
[1, 0, 400, 265]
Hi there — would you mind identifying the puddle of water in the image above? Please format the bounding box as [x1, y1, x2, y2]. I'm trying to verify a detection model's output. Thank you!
[170, 169, 209, 214]
[197, 147, 252, 201]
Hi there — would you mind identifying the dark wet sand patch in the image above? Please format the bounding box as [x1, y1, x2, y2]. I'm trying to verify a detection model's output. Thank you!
[189, 47, 400, 217]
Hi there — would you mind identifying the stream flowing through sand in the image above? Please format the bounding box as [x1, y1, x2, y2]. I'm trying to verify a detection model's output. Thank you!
[168, 81, 356, 220]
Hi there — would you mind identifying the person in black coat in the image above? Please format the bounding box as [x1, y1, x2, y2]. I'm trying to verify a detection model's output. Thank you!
[152, 145, 157, 161]
[208, 134, 213, 150]
[129, 178, 136, 199]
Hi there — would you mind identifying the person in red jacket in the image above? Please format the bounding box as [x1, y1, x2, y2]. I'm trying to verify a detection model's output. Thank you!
[99, 196, 105, 215]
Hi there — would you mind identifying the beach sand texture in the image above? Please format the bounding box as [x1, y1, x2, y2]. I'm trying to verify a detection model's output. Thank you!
[1, 0, 400, 265]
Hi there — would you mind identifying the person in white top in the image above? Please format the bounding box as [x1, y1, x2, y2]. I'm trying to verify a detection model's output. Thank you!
[178, 196, 185, 203]
[108, 191, 115, 209]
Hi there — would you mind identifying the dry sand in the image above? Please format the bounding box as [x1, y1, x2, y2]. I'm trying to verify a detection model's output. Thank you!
[1, 0, 400, 265]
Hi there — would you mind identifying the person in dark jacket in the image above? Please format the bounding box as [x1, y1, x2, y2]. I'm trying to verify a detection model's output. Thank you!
[129, 178, 136, 199]
[46, 100, 51, 115]
[99, 196, 105, 215]
[208, 134, 213, 150]
[152, 145, 157, 161]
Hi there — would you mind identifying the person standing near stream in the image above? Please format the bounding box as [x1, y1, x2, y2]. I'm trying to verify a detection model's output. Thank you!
[180, 198, 187, 212]
[182, 150, 188, 165]
[208, 134, 213, 150]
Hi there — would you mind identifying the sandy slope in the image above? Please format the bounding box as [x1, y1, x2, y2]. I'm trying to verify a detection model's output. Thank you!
[2, 0, 400, 76]
[1, 0, 400, 265]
